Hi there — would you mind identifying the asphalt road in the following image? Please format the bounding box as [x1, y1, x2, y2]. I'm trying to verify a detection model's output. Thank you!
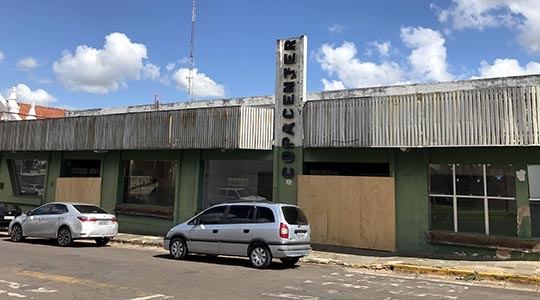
[0, 235, 539, 300]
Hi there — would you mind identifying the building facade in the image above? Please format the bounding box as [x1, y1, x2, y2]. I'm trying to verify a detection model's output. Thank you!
[2, 74, 540, 258]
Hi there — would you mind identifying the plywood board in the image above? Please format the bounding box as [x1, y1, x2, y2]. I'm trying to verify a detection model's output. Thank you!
[298, 175, 328, 244]
[55, 178, 102, 206]
[298, 175, 395, 251]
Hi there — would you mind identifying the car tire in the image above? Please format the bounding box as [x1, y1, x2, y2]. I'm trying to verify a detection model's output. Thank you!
[170, 238, 188, 260]
[280, 257, 300, 267]
[57, 226, 73, 247]
[249, 243, 272, 269]
[95, 237, 111, 246]
[10, 224, 24, 242]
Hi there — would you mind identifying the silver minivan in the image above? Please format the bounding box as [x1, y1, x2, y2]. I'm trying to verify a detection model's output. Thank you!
[163, 201, 311, 269]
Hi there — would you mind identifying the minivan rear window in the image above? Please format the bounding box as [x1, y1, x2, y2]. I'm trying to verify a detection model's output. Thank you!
[281, 206, 308, 225]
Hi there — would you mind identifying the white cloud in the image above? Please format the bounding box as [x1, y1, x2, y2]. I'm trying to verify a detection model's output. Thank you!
[401, 27, 454, 82]
[328, 24, 344, 34]
[53, 32, 152, 94]
[166, 62, 176, 72]
[321, 79, 346, 91]
[142, 63, 160, 80]
[172, 68, 225, 98]
[475, 58, 540, 78]
[0, 51, 4, 62]
[435, 0, 540, 54]
[369, 41, 392, 57]
[316, 42, 405, 90]
[16, 57, 39, 70]
[15, 83, 57, 105]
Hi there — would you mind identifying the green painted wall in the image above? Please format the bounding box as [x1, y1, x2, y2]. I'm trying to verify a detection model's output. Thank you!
[177, 150, 201, 223]
[394, 149, 431, 252]
[273, 147, 303, 204]
[101, 151, 121, 213]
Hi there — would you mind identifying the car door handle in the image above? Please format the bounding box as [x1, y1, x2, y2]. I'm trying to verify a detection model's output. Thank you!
[212, 229, 218, 233]
[243, 229, 249, 233]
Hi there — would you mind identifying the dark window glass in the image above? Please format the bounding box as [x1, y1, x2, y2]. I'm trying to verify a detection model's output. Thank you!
[488, 199, 516, 236]
[32, 204, 53, 216]
[430, 196, 454, 231]
[255, 207, 275, 223]
[73, 205, 108, 214]
[531, 201, 540, 237]
[199, 206, 226, 225]
[486, 164, 515, 197]
[429, 164, 453, 195]
[457, 198, 485, 234]
[50, 204, 68, 215]
[123, 160, 176, 207]
[455, 164, 484, 196]
[282, 206, 308, 225]
[202, 160, 273, 208]
[226, 205, 254, 224]
[0, 203, 21, 214]
[7, 159, 47, 198]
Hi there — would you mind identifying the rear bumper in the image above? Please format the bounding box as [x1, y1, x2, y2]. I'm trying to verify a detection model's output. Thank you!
[269, 243, 311, 258]
[74, 227, 118, 239]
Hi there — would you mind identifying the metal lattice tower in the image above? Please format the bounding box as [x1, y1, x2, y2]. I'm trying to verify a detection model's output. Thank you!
[187, 0, 197, 100]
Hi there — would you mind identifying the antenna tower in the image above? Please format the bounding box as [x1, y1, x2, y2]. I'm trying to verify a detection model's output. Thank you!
[187, 0, 197, 100]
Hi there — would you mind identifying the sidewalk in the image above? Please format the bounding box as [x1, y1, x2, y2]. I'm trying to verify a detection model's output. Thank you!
[112, 233, 540, 285]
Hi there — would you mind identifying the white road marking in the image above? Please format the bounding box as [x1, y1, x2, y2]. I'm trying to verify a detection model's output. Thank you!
[126, 294, 174, 300]
[262, 293, 319, 300]
[0, 290, 27, 298]
[28, 287, 57, 293]
[0, 280, 28, 289]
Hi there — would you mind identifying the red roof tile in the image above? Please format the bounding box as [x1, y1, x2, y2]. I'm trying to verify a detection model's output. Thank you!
[18, 103, 66, 119]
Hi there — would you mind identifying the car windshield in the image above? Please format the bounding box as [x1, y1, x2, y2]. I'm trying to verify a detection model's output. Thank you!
[0, 203, 19, 213]
[281, 206, 309, 225]
[73, 205, 109, 214]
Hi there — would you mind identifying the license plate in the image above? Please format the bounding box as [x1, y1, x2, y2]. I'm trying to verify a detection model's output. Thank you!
[98, 221, 109, 225]
[296, 232, 306, 237]
[4, 216, 14, 220]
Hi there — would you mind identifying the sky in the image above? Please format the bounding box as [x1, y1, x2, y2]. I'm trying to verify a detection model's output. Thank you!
[1, 0, 540, 110]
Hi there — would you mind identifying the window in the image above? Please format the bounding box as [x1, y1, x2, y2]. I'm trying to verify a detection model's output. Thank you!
[123, 160, 176, 207]
[31, 204, 53, 216]
[73, 205, 108, 214]
[527, 165, 540, 237]
[199, 206, 227, 225]
[202, 160, 272, 208]
[7, 159, 47, 198]
[255, 207, 275, 223]
[226, 205, 254, 224]
[429, 163, 516, 236]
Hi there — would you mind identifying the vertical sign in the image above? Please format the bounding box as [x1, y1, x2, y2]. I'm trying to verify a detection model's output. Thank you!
[275, 36, 306, 185]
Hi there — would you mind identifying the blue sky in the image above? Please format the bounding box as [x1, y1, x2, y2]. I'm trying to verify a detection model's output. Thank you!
[1, 0, 539, 110]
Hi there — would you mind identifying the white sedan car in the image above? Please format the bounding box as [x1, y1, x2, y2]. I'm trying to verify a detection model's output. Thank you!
[8, 202, 118, 246]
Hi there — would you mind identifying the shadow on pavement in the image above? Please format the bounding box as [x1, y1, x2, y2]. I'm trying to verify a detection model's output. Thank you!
[153, 253, 300, 270]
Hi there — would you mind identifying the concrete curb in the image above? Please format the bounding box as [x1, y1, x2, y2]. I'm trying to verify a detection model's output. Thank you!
[303, 258, 540, 285]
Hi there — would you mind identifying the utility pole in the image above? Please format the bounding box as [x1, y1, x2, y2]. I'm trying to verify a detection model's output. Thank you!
[187, 0, 196, 100]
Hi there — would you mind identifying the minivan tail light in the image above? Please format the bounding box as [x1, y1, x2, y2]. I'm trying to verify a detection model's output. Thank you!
[279, 222, 289, 239]
[77, 216, 97, 222]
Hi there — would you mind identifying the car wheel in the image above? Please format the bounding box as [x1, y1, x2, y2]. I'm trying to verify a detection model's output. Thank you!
[95, 237, 111, 246]
[280, 257, 300, 266]
[57, 226, 72, 247]
[10, 224, 24, 242]
[170, 238, 188, 260]
[249, 243, 272, 269]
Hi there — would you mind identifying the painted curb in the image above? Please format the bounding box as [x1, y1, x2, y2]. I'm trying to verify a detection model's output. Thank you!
[303, 258, 540, 285]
